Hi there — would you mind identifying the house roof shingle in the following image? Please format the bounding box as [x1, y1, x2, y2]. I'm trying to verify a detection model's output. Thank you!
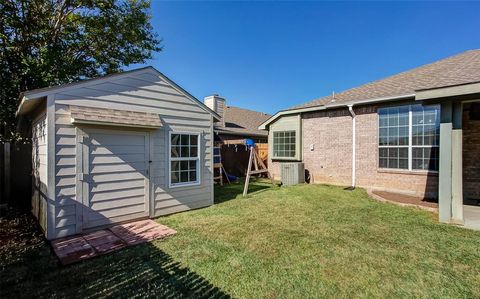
[288, 49, 480, 111]
[215, 106, 271, 137]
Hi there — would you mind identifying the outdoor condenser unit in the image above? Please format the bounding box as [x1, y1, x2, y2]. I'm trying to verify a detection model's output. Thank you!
[281, 162, 305, 186]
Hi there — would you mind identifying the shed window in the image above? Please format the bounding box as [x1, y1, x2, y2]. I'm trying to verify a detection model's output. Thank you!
[378, 104, 440, 171]
[273, 131, 296, 158]
[170, 133, 200, 187]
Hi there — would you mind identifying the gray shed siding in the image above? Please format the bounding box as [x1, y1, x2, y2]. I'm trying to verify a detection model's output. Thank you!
[54, 104, 78, 237]
[48, 68, 213, 239]
[31, 107, 48, 232]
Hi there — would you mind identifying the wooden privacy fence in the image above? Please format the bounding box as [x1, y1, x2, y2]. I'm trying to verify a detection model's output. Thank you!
[1, 142, 31, 210]
[256, 143, 268, 162]
[220, 143, 268, 178]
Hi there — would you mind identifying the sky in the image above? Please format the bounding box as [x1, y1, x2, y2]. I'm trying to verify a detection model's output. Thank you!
[131, 1, 480, 115]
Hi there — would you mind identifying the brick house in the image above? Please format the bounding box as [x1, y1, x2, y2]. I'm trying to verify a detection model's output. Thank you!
[260, 50, 480, 226]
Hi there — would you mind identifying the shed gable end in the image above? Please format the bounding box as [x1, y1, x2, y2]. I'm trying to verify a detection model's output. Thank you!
[52, 69, 211, 118]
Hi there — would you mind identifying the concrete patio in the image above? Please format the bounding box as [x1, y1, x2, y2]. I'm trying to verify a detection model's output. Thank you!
[464, 205, 480, 231]
[369, 190, 480, 231]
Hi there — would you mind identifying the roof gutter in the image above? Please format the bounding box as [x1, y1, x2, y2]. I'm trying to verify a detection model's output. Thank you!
[214, 130, 268, 138]
[258, 93, 415, 130]
[416, 81, 480, 101]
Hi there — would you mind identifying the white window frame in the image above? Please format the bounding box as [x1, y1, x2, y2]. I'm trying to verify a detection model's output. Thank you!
[168, 131, 201, 188]
[378, 104, 440, 172]
[272, 130, 297, 159]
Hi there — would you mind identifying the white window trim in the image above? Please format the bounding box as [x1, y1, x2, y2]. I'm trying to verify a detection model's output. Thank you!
[272, 130, 297, 159]
[378, 104, 440, 172]
[168, 131, 201, 188]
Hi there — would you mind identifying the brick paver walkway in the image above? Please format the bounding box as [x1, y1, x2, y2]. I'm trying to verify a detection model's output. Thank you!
[51, 220, 176, 265]
[370, 190, 438, 212]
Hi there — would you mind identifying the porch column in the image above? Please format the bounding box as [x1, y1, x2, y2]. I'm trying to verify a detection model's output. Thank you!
[439, 102, 453, 222]
[439, 101, 464, 224]
[451, 102, 463, 224]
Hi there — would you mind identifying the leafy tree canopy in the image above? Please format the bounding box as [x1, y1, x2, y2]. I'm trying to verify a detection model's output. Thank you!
[0, 0, 162, 142]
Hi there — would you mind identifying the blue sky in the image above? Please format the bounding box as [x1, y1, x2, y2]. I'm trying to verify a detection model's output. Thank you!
[133, 1, 480, 115]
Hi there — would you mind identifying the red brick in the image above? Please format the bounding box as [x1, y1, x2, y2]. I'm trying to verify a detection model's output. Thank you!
[463, 110, 480, 200]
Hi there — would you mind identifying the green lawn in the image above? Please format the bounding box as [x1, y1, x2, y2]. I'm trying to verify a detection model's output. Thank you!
[2, 180, 480, 298]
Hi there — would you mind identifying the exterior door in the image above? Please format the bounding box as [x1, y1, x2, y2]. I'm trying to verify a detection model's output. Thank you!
[82, 129, 150, 229]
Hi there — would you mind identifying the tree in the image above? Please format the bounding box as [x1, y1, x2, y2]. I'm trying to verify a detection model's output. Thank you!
[0, 0, 162, 142]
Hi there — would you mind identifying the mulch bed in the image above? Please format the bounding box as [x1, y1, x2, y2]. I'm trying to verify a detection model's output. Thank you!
[372, 190, 438, 209]
[0, 207, 45, 268]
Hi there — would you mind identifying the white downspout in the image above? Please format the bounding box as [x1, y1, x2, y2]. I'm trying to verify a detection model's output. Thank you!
[348, 105, 356, 189]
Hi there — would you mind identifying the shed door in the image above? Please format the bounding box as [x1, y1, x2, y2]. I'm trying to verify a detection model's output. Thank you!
[83, 129, 150, 229]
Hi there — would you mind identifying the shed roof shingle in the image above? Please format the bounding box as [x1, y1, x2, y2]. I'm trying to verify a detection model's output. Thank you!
[70, 105, 162, 128]
[288, 49, 480, 110]
[215, 106, 271, 137]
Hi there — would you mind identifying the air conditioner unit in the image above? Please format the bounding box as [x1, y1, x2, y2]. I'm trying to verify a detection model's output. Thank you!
[281, 162, 305, 186]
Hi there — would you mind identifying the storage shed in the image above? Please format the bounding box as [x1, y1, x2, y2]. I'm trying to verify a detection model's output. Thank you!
[17, 67, 220, 240]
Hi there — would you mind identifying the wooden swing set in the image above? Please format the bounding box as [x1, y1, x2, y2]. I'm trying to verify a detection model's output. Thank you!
[213, 143, 273, 197]
[242, 145, 273, 197]
[213, 146, 229, 186]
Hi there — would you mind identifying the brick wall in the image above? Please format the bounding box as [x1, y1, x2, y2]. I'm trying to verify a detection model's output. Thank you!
[302, 108, 353, 186]
[270, 104, 439, 198]
[353, 106, 438, 198]
[463, 110, 480, 200]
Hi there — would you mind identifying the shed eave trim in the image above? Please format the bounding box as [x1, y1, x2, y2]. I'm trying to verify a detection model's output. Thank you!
[15, 95, 27, 116]
[16, 94, 47, 116]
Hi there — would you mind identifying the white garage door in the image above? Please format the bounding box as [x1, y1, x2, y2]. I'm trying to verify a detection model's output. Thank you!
[83, 129, 150, 229]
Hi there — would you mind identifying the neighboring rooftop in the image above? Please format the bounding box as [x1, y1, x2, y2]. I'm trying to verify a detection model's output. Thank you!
[203, 95, 271, 137]
[289, 49, 480, 110]
[216, 105, 271, 137]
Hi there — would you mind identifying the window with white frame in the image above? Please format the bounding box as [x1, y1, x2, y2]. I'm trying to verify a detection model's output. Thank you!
[170, 133, 200, 186]
[378, 104, 440, 171]
[273, 131, 296, 158]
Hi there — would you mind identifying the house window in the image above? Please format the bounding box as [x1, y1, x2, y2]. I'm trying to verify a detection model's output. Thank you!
[378, 104, 440, 171]
[273, 131, 296, 158]
[170, 133, 200, 187]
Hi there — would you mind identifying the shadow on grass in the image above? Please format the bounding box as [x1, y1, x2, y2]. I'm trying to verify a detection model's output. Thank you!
[1, 210, 231, 299]
[214, 178, 273, 204]
[76, 243, 231, 298]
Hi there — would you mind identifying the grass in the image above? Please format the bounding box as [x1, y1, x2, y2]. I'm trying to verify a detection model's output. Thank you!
[1, 179, 480, 298]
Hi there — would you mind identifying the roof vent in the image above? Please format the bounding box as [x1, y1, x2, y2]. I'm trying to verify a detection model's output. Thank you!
[330, 91, 336, 103]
